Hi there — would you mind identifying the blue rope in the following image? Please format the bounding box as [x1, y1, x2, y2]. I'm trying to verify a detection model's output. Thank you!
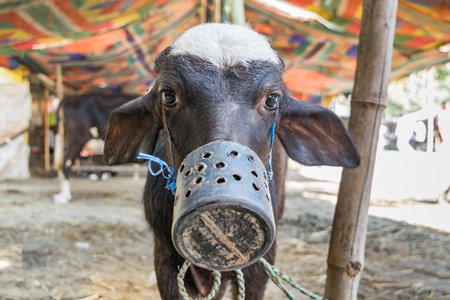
[267, 123, 276, 181]
[138, 123, 275, 194]
[137, 152, 177, 195]
[165, 132, 177, 193]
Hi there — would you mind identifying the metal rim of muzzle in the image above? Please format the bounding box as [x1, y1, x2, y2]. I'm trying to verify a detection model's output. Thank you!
[171, 140, 276, 271]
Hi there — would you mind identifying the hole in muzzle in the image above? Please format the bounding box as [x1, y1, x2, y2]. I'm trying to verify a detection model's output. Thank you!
[216, 176, 226, 184]
[214, 162, 226, 169]
[196, 163, 206, 172]
[203, 151, 213, 159]
[228, 150, 239, 158]
[232, 174, 242, 181]
[252, 183, 260, 191]
[192, 176, 204, 185]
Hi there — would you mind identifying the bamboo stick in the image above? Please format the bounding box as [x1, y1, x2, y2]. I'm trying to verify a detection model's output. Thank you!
[426, 67, 435, 153]
[213, 0, 221, 22]
[325, 1, 398, 299]
[54, 64, 64, 178]
[43, 88, 50, 171]
[231, 0, 246, 25]
[200, 0, 207, 24]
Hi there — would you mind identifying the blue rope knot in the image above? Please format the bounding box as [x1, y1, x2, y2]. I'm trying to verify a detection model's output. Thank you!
[137, 152, 177, 194]
[267, 123, 276, 181]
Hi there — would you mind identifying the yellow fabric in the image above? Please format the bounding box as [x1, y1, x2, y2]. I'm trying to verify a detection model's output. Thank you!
[0, 66, 29, 83]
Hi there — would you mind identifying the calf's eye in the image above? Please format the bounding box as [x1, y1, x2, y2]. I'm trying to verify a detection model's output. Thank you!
[265, 94, 280, 110]
[162, 90, 177, 106]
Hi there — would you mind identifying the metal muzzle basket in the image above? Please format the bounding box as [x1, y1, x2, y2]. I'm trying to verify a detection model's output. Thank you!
[171, 141, 276, 271]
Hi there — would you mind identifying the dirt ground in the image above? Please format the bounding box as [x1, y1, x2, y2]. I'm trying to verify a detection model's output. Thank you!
[1, 150, 450, 300]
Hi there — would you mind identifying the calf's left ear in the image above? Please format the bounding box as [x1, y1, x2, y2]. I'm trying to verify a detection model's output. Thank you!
[103, 94, 162, 165]
[277, 97, 360, 168]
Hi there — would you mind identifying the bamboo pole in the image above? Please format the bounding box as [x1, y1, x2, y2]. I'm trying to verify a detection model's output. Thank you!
[43, 88, 50, 171]
[54, 64, 64, 178]
[213, 0, 221, 22]
[200, 0, 207, 24]
[231, 0, 246, 25]
[426, 67, 435, 153]
[325, 1, 398, 299]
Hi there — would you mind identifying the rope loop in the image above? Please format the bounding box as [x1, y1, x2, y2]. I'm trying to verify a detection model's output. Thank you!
[177, 258, 326, 300]
[177, 260, 222, 300]
[235, 268, 245, 300]
[137, 152, 177, 194]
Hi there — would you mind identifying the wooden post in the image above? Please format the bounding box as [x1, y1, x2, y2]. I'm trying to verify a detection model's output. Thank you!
[213, 0, 221, 22]
[54, 64, 65, 178]
[43, 88, 50, 171]
[200, 0, 207, 24]
[426, 67, 435, 153]
[231, 0, 246, 25]
[325, 1, 398, 299]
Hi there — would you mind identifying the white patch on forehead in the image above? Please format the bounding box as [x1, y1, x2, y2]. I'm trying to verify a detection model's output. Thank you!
[170, 23, 279, 69]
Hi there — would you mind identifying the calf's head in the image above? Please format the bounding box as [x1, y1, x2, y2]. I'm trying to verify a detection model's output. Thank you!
[104, 23, 360, 271]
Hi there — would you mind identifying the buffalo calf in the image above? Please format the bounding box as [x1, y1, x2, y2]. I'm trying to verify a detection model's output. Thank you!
[104, 23, 359, 299]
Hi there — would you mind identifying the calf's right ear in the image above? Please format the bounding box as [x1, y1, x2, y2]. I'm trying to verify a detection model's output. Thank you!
[103, 93, 162, 165]
[277, 97, 360, 168]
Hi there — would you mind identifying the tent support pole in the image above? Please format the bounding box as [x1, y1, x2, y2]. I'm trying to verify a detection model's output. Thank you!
[54, 64, 64, 178]
[325, 1, 398, 299]
[231, 0, 246, 25]
[43, 88, 50, 172]
[200, 0, 207, 23]
[426, 67, 435, 153]
[213, 0, 221, 22]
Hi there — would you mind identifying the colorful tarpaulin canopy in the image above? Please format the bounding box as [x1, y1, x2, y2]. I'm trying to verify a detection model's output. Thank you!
[0, 0, 449, 101]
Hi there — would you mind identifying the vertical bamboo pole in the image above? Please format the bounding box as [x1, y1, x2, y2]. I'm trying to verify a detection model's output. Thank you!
[200, 0, 207, 24]
[426, 67, 435, 153]
[325, 1, 398, 299]
[55, 64, 64, 178]
[43, 88, 50, 171]
[231, 0, 246, 26]
[213, 0, 221, 22]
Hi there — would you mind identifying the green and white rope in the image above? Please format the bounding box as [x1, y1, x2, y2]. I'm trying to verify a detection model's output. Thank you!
[177, 260, 221, 300]
[258, 257, 326, 300]
[235, 268, 245, 300]
[177, 258, 326, 300]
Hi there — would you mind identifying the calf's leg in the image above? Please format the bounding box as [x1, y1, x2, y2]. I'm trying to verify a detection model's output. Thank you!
[53, 135, 91, 204]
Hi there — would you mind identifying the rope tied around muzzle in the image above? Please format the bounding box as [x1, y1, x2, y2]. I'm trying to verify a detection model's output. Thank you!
[136, 153, 177, 194]
[177, 258, 326, 300]
[137, 123, 276, 194]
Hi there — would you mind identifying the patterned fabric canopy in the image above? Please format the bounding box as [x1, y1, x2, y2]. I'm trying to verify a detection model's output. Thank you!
[0, 0, 449, 101]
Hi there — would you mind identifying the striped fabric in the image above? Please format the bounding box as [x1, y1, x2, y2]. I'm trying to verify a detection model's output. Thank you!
[247, 0, 450, 101]
[0, 0, 449, 100]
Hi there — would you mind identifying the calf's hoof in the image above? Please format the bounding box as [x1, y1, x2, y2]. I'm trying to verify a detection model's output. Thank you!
[53, 192, 71, 205]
